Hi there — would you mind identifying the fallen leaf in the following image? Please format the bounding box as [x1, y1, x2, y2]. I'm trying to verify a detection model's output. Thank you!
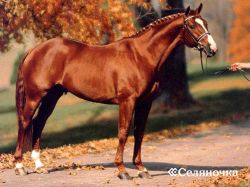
[0, 178, 6, 183]
[68, 171, 77, 176]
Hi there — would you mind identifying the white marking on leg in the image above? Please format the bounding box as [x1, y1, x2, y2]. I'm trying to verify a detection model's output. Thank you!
[137, 167, 148, 174]
[195, 18, 217, 51]
[15, 162, 24, 169]
[31, 150, 44, 169]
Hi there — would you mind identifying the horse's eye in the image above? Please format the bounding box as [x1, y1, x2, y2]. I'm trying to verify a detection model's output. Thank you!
[190, 25, 195, 29]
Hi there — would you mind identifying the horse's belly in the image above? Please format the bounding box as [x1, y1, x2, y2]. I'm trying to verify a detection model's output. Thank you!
[62, 77, 118, 104]
[71, 90, 118, 104]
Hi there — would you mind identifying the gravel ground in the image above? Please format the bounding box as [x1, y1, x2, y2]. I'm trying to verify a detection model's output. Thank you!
[1, 120, 250, 186]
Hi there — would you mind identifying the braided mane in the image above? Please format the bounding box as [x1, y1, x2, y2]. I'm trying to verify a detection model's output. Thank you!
[130, 9, 185, 38]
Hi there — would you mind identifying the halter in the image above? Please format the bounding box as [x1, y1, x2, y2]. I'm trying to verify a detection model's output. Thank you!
[183, 15, 211, 51]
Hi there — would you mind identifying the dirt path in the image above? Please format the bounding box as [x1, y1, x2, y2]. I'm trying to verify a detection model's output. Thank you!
[1, 119, 250, 187]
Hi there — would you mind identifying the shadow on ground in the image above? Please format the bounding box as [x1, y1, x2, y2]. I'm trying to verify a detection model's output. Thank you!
[47, 161, 245, 178]
[1, 89, 250, 153]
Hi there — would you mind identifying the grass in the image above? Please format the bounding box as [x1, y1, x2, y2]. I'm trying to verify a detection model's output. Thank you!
[1, 63, 250, 153]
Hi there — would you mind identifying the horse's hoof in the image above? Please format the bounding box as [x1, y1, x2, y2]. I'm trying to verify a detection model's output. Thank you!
[138, 171, 152, 179]
[118, 172, 132, 180]
[35, 167, 49, 174]
[15, 167, 28, 176]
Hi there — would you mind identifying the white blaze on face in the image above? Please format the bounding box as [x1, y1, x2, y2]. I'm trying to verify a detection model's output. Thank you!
[195, 18, 217, 52]
[31, 150, 44, 169]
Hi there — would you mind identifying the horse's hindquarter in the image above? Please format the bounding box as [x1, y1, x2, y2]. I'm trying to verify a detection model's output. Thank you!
[22, 38, 69, 97]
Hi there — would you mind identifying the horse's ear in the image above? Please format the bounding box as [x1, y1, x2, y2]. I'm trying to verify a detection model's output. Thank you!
[197, 3, 203, 14]
[185, 6, 191, 16]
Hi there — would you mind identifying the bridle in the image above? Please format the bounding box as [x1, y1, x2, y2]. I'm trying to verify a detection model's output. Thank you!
[183, 15, 211, 52]
[183, 15, 231, 76]
[183, 15, 220, 75]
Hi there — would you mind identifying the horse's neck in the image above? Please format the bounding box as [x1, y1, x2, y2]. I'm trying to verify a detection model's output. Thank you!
[136, 15, 184, 71]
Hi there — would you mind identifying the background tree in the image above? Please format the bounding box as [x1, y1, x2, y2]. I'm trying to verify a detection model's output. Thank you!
[136, 0, 194, 108]
[162, 0, 195, 108]
[228, 0, 250, 62]
[0, 0, 149, 51]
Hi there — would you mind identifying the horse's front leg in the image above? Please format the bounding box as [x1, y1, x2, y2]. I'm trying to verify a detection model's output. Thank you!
[115, 98, 135, 180]
[133, 100, 152, 179]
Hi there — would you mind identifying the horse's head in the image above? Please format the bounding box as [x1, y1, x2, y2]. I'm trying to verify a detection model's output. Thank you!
[183, 4, 217, 57]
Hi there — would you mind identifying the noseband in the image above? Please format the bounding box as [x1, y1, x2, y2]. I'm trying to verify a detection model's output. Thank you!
[183, 15, 211, 51]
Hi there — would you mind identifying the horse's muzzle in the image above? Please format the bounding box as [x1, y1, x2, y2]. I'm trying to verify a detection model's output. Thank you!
[207, 49, 216, 57]
[204, 45, 217, 57]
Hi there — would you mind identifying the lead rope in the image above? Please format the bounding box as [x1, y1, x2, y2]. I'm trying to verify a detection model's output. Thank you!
[200, 50, 205, 73]
[199, 50, 250, 81]
[239, 69, 250, 81]
[199, 50, 229, 75]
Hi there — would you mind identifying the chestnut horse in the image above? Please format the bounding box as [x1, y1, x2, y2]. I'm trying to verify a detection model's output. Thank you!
[14, 4, 217, 179]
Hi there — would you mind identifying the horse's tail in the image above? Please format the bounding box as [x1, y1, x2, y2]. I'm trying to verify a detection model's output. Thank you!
[16, 51, 32, 151]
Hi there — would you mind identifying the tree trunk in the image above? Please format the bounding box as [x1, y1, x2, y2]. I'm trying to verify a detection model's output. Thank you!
[161, 45, 195, 108]
[161, 0, 195, 108]
[136, 0, 195, 109]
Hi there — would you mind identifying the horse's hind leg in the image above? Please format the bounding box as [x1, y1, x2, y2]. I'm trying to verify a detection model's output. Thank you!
[31, 85, 64, 173]
[14, 96, 41, 175]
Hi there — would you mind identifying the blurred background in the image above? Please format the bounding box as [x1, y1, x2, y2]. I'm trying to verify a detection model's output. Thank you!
[0, 0, 250, 153]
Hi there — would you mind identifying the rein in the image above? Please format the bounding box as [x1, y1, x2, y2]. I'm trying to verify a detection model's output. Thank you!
[199, 49, 250, 81]
[199, 49, 229, 75]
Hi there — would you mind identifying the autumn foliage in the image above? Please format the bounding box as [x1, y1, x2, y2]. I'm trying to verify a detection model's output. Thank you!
[0, 0, 161, 52]
[228, 0, 250, 62]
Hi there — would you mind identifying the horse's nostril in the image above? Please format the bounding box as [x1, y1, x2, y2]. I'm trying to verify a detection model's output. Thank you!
[208, 50, 216, 57]
[208, 47, 216, 54]
[209, 44, 217, 53]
